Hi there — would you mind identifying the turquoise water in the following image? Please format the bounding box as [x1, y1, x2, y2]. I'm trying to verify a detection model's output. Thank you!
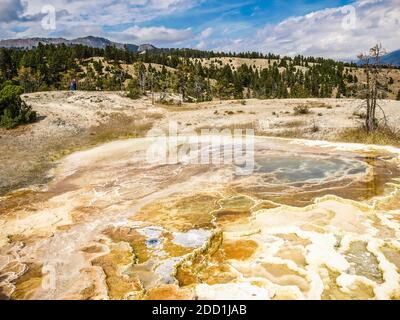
[255, 156, 367, 184]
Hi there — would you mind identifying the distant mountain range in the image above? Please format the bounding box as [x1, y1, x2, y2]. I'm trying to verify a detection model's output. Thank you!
[0, 36, 157, 53]
[1, 36, 399, 66]
[355, 49, 400, 67]
[381, 50, 400, 67]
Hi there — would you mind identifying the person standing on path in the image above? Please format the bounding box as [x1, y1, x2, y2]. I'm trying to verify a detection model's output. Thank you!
[70, 79, 77, 91]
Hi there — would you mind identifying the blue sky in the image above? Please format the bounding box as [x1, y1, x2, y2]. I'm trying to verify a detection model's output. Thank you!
[0, 0, 399, 59]
[147, 0, 354, 30]
[141, 0, 356, 50]
[102, 0, 354, 44]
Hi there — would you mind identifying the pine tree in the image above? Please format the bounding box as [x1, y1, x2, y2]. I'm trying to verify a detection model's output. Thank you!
[0, 42, 394, 102]
[0, 84, 36, 129]
[127, 79, 141, 99]
[15, 67, 37, 93]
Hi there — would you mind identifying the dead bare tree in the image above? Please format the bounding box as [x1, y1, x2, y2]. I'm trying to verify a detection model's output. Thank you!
[150, 71, 155, 105]
[357, 44, 390, 133]
[136, 62, 147, 94]
[160, 76, 169, 102]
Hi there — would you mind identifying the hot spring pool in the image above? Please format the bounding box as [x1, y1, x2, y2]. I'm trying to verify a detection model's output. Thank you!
[1, 136, 400, 300]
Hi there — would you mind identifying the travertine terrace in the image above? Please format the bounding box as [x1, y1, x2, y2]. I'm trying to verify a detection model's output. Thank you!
[1, 92, 400, 300]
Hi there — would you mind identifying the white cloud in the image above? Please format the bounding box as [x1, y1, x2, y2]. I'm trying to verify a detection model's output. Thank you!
[0, 0, 199, 43]
[199, 27, 213, 39]
[195, 40, 206, 49]
[0, 0, 25, 22]
[124, 26, 193, 43]
[0, 0, 398, 58]
[19, 0, 198, 23]
[212, 0, 400, 59]
[195, 27, 213, 48]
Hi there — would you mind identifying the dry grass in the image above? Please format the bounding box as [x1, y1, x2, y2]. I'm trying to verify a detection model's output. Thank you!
[276, 120, 306, 128]
[308, 101, 333, 109]
[156, 100, 202, 112]
[88, 113, 155, 143]
[156, 99, 182, 107]
[352, 111, 367, 119]
[293, 105, 311, 115]
[49, 113, 157, 162]
[310, 121, 320, 133]
[336, 126, 400, 147]
[271, 129, 306, 139]
[0, 112, 159, 196]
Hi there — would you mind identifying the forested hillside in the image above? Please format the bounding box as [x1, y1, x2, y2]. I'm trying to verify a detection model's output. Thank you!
[1, 43, 399, 107]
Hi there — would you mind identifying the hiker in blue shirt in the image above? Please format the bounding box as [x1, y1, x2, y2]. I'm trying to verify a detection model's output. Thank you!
[70, 79, 77, 91]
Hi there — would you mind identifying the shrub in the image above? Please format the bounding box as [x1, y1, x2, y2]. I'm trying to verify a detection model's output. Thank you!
[156, 99, 182, 107]
[311, 125, 320, 133]
[0, 84, 36, 129]
[0, 80, 13, 90]
[126, 79, 142, 100]
[352, 110, 366, 119]
[293, 105, 311, 115]
[279, 120, 306, 128]
[311, 119, 320, 133]
[307, 101, 329, 109]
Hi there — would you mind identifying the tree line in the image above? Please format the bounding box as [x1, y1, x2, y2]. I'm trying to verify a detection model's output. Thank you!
[1, 43, 399, 128]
